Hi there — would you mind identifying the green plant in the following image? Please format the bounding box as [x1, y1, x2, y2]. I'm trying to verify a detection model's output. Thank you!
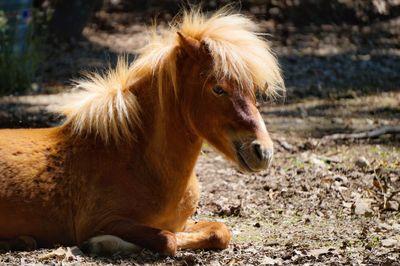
[0, 10, 41, 96]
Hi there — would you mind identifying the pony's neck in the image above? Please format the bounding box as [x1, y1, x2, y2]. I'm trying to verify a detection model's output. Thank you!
[135, 76, 203, 186]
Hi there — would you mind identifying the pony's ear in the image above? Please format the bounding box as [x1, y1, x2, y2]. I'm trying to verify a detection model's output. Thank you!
[177, 32, 201, 60]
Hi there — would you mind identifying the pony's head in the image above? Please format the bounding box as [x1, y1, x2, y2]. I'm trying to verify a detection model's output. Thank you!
[170, 9, 285, 172]
[59, 8, 284, 172]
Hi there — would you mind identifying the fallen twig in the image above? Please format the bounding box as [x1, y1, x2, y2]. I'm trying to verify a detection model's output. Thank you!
[323, 126, 400, 140]
[386, 189, 400, 203]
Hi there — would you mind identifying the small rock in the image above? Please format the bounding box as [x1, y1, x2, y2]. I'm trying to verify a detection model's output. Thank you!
[308, 247, 336, 257]
[378, 222, 392, 231]
[381, 238, 399, 247]
[67, 246, 84, 257]
[254, 222, 261, 228]
[353, 198, 373, 216]
[392, 224, 400, 232]
[355, 157, 369, 168]
[386, 201, 399, 211]
[261, 256, 281, 265]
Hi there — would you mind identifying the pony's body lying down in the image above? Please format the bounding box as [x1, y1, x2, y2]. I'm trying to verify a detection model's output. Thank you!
[0, 8, 284, 255]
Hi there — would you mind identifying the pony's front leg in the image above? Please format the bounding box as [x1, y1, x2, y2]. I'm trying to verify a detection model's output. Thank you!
[176, 220, 231, 250]
[80, 221, 177, 256]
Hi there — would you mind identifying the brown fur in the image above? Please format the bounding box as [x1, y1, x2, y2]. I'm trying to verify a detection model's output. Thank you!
[0, 8, 283, 256]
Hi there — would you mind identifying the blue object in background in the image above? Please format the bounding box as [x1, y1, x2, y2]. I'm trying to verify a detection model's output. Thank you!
[0, 0, 33, 54]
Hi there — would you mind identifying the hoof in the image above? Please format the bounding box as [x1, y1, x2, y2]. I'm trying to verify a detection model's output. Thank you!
[80, 235, 141, 257]
[157, 231, 177, 256]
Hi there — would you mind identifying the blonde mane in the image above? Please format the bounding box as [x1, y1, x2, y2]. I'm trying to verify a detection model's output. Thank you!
[60, 8, 285, 143]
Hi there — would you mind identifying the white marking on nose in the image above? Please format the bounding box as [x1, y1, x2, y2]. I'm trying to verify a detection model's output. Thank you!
[257, 112, 267, 133]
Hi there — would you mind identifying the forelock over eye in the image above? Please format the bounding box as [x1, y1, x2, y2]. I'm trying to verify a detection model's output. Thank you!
[212, 86, 226, 96]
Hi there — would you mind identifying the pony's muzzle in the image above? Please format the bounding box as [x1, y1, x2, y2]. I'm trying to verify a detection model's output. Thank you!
[235, 140, 273, 172]
[251, 141, 273, 163]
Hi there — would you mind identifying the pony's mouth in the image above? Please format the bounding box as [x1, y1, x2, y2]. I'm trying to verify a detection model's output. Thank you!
[236, 149, 256, 172]
[233, 140, 272, 173]
[234, 141, 258, 172]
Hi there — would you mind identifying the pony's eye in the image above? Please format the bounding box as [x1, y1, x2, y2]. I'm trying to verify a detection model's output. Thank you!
[212, 86, 226, 96]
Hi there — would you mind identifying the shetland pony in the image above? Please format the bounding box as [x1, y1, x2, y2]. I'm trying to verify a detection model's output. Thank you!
[0, 8, 284, 256]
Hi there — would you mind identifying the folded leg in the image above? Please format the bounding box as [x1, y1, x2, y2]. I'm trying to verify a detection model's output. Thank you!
[80, 220, 230, 256]
[176, 220, 231, 250]
[81, 221, 177, 256]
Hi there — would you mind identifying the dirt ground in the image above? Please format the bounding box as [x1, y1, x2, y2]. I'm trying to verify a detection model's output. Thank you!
[0, 7, 399, 266]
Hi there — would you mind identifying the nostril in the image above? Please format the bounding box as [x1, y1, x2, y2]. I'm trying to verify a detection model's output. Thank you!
[252, 143, 263, 161]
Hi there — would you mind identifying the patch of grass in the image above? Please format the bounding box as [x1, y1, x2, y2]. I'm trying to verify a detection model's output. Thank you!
[366, 235, 380, 249]
[232, 232, 264, 243]
[292, 157, 306, 169]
